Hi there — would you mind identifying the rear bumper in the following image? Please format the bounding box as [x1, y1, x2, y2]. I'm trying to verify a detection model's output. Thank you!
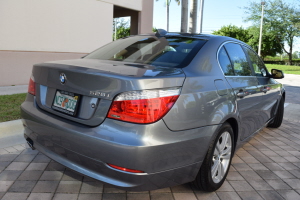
[28, 138, 201, 190]
[21, 94, 219, 191]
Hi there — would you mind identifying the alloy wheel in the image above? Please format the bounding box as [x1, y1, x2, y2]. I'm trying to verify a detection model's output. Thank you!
[211, 131, 232, 183]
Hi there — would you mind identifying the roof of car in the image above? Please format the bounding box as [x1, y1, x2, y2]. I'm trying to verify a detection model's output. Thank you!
[160, 29, 217, 39]
[137, 30, 217, 41]
[164, 32, 217, 40]
[131, 29, 242, 45]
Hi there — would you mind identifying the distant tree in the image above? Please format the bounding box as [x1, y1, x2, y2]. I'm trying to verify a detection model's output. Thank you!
[247, 26, 283, 59]
[212, 25, 283, 59]
[212, 25, 251, 43]
[244, 0, 300, 65]
[116, 26, 130, 40]
[113, 18, 130, 40]
[293, 51, 300, 59]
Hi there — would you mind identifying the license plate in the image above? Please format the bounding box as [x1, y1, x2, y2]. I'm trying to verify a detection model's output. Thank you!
[52, 90, 80, 116]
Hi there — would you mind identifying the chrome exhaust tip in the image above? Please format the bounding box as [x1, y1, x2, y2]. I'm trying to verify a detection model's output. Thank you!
[26, 138, 35, 150]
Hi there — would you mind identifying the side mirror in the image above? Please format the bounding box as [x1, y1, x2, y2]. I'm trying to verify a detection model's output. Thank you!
[271, 69, 284, 79]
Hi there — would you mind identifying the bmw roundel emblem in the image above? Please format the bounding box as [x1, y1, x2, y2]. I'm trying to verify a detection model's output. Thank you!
[60, 73, 66, 84]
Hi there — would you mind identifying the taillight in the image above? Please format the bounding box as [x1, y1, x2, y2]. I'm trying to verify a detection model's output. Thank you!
[107, 87, 181, 124]
[107, 163, 144, 173]
[28, 77, 36, 96]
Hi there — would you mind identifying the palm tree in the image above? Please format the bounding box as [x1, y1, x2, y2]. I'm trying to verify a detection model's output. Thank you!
[199, 0, 205, 33]
[189, 0, 198, 33]
[181, 0, 189, 32]
[188, 0, 205, 33]
[157, 0, 180, 31]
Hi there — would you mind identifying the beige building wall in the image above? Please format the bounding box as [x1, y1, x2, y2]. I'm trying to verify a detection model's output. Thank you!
[140, 0, 154, 34]
[103, 0, 142, 11]
[0, 0, 113, 53]
[0, 0, 153, 86]
[0, 51, 86, 86]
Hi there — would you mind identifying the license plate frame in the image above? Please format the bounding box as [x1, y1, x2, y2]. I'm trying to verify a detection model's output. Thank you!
[52, 90, 80, 116]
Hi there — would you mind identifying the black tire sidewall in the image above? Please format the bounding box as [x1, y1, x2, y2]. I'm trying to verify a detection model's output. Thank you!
[200, 122, 234, 191]
[268, 97, 284, 128]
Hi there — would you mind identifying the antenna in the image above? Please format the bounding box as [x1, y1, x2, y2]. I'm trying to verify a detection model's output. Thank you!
[155, 29, 168, 37]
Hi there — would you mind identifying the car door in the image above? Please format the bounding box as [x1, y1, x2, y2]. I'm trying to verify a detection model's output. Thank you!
[218, 43, 262, 140]
[243, 47, 282, 123]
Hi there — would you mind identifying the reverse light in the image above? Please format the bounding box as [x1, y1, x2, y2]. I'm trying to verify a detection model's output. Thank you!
[107, 87, 181, 124]
[107, 163, 144, 173]
[28, 76, 36, 96]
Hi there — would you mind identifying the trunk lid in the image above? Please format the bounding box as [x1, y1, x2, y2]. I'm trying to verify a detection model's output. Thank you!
[33, 59, 185, 126]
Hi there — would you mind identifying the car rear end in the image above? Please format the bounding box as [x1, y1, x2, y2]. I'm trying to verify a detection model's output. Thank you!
[21, 34, 216, 190]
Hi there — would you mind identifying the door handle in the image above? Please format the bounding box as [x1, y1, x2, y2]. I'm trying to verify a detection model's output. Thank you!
[236, 90, 246, 98]
[261, 86, 270, 93]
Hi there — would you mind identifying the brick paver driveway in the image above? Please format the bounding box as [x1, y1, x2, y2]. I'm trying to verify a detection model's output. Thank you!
[0, 119, 299, 200]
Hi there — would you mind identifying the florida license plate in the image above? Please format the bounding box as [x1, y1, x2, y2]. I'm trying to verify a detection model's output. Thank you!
[52, 90, 80, 116]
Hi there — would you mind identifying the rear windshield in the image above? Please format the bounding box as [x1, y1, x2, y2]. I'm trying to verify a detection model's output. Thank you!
[84, 36, 206, 68]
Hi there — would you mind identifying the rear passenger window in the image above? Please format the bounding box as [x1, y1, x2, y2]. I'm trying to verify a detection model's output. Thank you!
[218, 47, 234, 75]
[243, 47, 267, 77]
[224, 43, 252, 76]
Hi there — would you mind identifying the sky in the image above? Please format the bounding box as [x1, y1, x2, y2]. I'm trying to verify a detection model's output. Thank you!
[153, 0, 253, 33]
[153, 0, 300, 51]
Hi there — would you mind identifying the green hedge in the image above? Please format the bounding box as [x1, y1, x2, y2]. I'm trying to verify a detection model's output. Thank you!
[264, 60, 300, 66]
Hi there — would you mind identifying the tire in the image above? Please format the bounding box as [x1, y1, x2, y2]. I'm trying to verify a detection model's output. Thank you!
[192, 122, 234, 192]
[267, 97, 284, 128]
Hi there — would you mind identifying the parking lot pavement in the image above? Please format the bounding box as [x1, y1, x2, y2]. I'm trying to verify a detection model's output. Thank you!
[0, 119, 299, 200]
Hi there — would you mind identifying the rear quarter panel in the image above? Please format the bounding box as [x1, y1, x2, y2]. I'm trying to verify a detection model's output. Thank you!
[163, 37, 238, 131]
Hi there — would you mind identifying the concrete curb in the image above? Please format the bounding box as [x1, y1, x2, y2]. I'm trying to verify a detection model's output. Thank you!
[0, 119, 25, 148]
[0, 84, 28, 95]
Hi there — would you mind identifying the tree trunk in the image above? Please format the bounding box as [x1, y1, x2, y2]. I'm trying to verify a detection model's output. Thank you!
[166, 0, 169, 31]
[288, 42, 293, 65]
[288, 53, 293, 65]
[189, 0, 199, 33]
[181, 0, 189, 32]
[199, 0, 204, 33]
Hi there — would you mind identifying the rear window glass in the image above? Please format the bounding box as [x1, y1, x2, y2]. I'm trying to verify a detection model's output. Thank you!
[84, 36, 206, 68]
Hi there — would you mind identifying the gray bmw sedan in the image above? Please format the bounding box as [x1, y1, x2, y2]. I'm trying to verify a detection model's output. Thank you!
[21, 30, 285, 192]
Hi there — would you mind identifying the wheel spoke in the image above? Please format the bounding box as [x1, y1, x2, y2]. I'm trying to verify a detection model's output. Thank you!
[215, 142, 221, 154]
[211, 161, 219, 177]
[216, 162, 222, 181]
[219, 160, 225, 179]
[221, 145, 232, 157]
[219, 132, 228, 151]
[221, 151, 231, 160]
[214, 148, 219, 157]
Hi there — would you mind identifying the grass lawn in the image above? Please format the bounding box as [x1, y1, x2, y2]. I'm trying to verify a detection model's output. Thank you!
[0, 93, 26, 122]
[265, 64, 300, 75]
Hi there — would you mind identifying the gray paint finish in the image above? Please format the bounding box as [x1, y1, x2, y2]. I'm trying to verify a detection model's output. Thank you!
[21, 33, 284, 191]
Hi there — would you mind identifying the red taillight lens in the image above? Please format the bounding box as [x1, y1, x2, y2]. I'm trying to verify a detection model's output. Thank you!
[107, 87, 180, 124]
[28, 77, 36, 96]
[107, 163, 144, 173]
